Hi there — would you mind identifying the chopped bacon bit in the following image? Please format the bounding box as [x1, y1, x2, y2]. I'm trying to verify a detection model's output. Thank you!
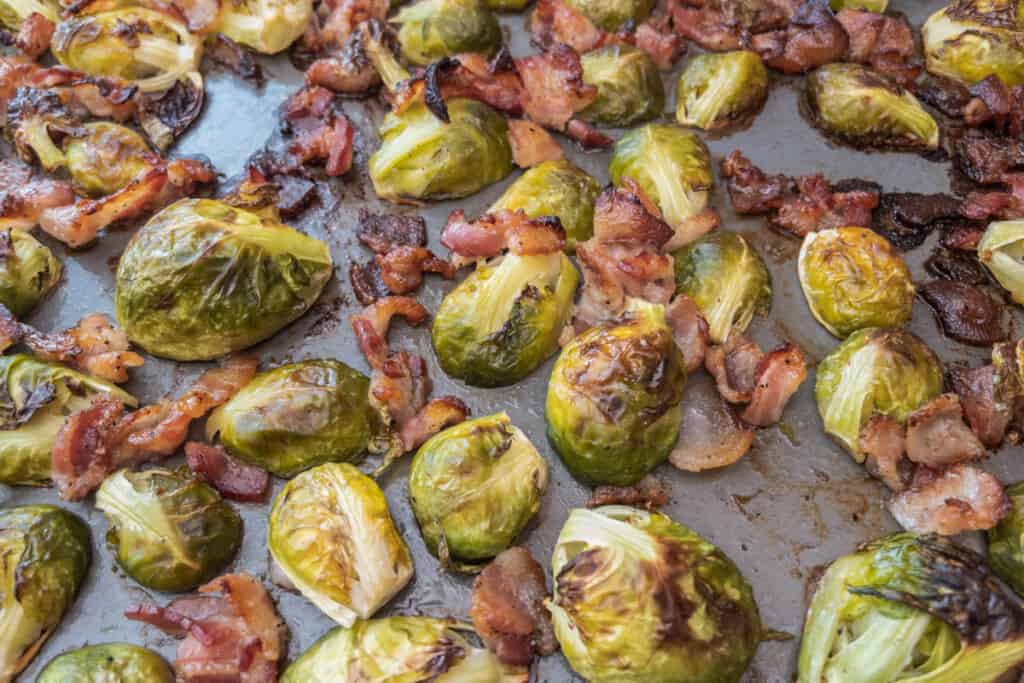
[508, 119, 564, 168]
[0, 159, 75, 230]
[740, 343, 808, 426]
[836, 9, 919, 85]
[370, 349, 431, 429]
[358, 209, 427, 250]
[962, 173, 1024, 221]
[350, 296, 429, 370]
[666, 294, 708, 373]
[905, 393, 987, 470]
[441, 209, 566, 266]
[563, 118, 614, 149]
[375, 247, 456, 296]
[394, 52, 525, 120]
[948, 364, 1011, 449]
[207, 34, 264, 84]
[282, 86, 355, 176]
[516, 44, 596, 131]
[889, 464, 1009, 535]
[530, 0, 609, 54]
[953, 130, 1024, 186]
[398, 396, 469, 453]
[11, 12, 55, 59]
[704, 333, 764, 405]
[0, 57, 138, 124]
[751, 0, 848, 75]
[670, 379, 754, 472]
[51, 396, 125, 503]
[634, 19, 686, 70]
[859, 413, 910, 492]
[587, 475, 669, 509]
[185, 442, 270, 503]
[919, 280, 1008, 347]
[311, 0, 389, 51]
[941, 220, 986, 250]
[670, 0, 799, 52]
[960, 75, 1024, 137]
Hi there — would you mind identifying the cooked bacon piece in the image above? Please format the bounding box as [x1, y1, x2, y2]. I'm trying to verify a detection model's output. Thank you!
[282, 86, 355, 176]
[919, 280, 1008, 347]
[666, 294, 708, 373]
[10, 12, 55, 59]
[370, 349, 430, 429]
[953, 130, 1024, 186]
[51, 396, 124, 503]
[530, 0, 609, 54]
[471, 547, 556, 667]
[836, 9, 919, 85]
[915, 74, 972, 117]
[0, 58, 138, 124]
[349, 210, 454, 302]
[207, 34, 264, 84]
[185, 442, 269, 503]
[751, 0, 848, 74]
[350, 296, 429, 370]
[859, 413, 909, 492]
[313, 0, 389, 50]
[955, 75, 1024, 137]
[563, 118, 614, 149]
[307, 53, 379, 95]
[874, 192, 963, 251]
[949, 365, 1011, 449]
[704, 333, 764, 405]
[670, 379, 754, 472]
[634, 19, 686, 70]
[889, 464, 1009, 535]
[358, 209, 427, 251]
[740, 343, 807, 426]
[904, 393, 987, 470]
[516, 44, 596, 132]
[0, 159, 74, 230]
[441, 210, 566, 266]
[720, 150, 795, 214]
[397, 396, 469, 453]
[670, 0, 799, 52]
[941, 220, 987, 250]
[394, 52, 525, 120]
[508, 119, 564, 168]
[376, 247, 455, 295]
[587, 475, 669, 509]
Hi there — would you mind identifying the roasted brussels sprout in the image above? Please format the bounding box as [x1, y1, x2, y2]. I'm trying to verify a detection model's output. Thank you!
[269, 463, 413, 626]
[798, 227, 915, 338]
[562, 0, 654, 30]
[673, 231, 771, 344]
[0, 230, 61, 319]
[979, 220, 1024, 304]
[369, 98, 513, 203]
[815, 328, 944, 460]
[805, 64, 940, 150]
[676, 51, 769, 131]
[922, 7, 1024, 86]
[95, 467, 242, 592]
[115, 198, 333, 361]
[433, 250, 577, 387]
[546, 299, 686, 486]
[218, 0, 313, 54]
[393, 0, 501, 66]
[62, 122, 154, 198]
[550, 506, 761, 683]
[0, 354, 136, 485]
[38, 643, 174, 683]
[579, 45, 664, 127]
[830, 0, 886, 9]
[0, 505, 90, 681]
[799, 533, 1024, 683]
[409, 413, 548, 568]
[0, 0, 58, 27]
[988, 481, 1024, 595]
[485, 0, 527, 10]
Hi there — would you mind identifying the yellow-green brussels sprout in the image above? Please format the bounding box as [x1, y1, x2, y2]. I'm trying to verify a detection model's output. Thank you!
[0, 0, 58, 28]
[409, 413, 548, 569]
[217, 0, 313, 54]
[546, 300, 686, 486]
[95, 467, 242, 593]
[62, 122, 154, 198]
[114, 198, 333, 361]
[673, 231, 771, 345]
[675, 50, 769, 131]
[979, 220, 1024, 304]
[815, 328, 944, 461]
[830, 0, 886, 9]
[269, 463, 414, 626]
[798, 227, 915, 339]
[369, 98, 513, 203]
[38, 643, 174, 683]
[0, 230, 61, 319]
[484, 0, 526, 11]
[805, 63, 940, 150]
[0, 354, 136, 485]
[489, 159, 600, 251]
[609, 124, 713, 235]
[562, 0, 654, 30]
[988, 481, 1024, 595]
[579, 45, 664, 127]
[52, 7, 202, 93]
[433, 250, 577, 387]
[393, 0, 501, 66]
[922, 6, 1024, 86]
[550, 506, 761, 683]
[0, 505, 90, 681]
[799, 533, 1024, 683]
[282, 617, 507, 682]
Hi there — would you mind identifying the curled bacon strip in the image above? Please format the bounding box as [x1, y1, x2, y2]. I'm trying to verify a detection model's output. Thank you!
[282, 86, 355, 177]
[740, 343, 808, 427]
[441, 209, 566, 267]
[185, 442, 270, 503]
[515, 44, 596, 133]
[889, 464, 1009, 535]
[0, 159, 74, 230]
[508, 118, 564, 168]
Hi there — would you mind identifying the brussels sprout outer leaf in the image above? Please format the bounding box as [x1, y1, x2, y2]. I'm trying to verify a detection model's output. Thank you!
[979, 220, 1024, 305]
[580, 45, 665, 127]
[394, 0, 501, 66]
[562, 0, 654, 31]
[0, 231, 61, 319]
[675, 50, 769, 131]
[989, 481, 1024, 595]
[217, 0, 314, 54]
[923, 9, 1024, 86]
[38, 643, 175, 682]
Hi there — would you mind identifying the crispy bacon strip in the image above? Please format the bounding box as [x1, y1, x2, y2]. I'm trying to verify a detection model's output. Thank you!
[393, 52, 525, 120]
[836, 9, 920, 85]
[51, 396, 125, 503]
[665, 294, 708, 373]
[508, 119, 564, 168]
[670, 0, 800, 52]
[441, 209, 566, 267]
[750, 0, 849, 74]
[282, 86, 355, 176]
[740, 343, 807, 426]
[904, 393, 987, 469]
[949, 364, 1011, 449]
[859, 413, 910, 492]
[397, 396, 468, 453]
[530, 0, 611, 53]
[185, 442, 270, 503]
[350, 296, 429, 370]
[0, 159, 75, 230]
[8, 12, 55, 59]
[704, 333, 764, 405]
[0, 57, 138, 124]
[515, 44, 596, 132]
[889, 464, 1009, 535]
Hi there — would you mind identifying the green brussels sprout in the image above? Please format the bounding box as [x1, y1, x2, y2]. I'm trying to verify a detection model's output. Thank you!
[989, 481, 1024, 595]
[0, 354, 136, 485]
[282, 617, 507, 682]
[62, 122, 154, 198]
[38, 643, 174, 683]
[114, 198, 333, 361]
[562, 0, 654, 30]
[393, 0, 501, 66]
[52, 7, 202, 93]
[489, 159, 600, 251]
[829, 0, 886, 9]
[579, 45, 665, 127]
[805, 63, 940, 150]
[369, 98, 514, 203]
[0, 230, 61, 319]
[409, 413, 548, 568]
[0, 0, 58, 29]
[922, 7, 1024, 86]
[675, 50, 769, 131]
[798, 227, 915, 339]
[815, 328, 944, 461]
[484, 0, 526, 11]
[217, 0, 313, 54]
[432, 250, 578, 387]
[550, 505, 761, 683]
[979, 219, 1024, 304]
[609, 123, 713, 234]
[268, 463, 414, 626]
[799, 533, 1024, 683]
[546, 299, 686, 486]
[673, 231, 771, 345]
[0, 505, 90, 681]
[95, 467, 242, 593]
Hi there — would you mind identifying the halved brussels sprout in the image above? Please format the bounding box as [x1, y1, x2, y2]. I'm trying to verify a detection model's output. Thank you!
[579, 45, 664, 127]
[546, 299, 686, 486]
[922, 7, 1024, 86]
[562, 0, 654, 30]
[433, 250, 577, 387]
[218, 0, 313, 54]
[115, 198, 333, 361]
[673, 231, 771, 345]
[409, 413, 548, 569]
[485, 0, 526, 10]
[979, 220, 1024, 304]
[369, 98, 514, 203]
[268, 463, 413, 626]
[815, 328, 944, 460]
[0, 354, 136, 485]
[393, 0, 501, 66]
[676, 50, 769, 131]
[62, 122, 154, 198]
[551, 506, 761, 683]
[95, 467, 242, 593]
[52, 7, 202, 93]
[989, 480, 1024, 595]
[798, 227, 915, 339]
[830, 0, 886, 9]
[0, 505, 90, 681]
[0, 230, 61, 319]
[805, 63, 940, 150]
[38, 643, 174, 683]
[0, 0, 58, 27]
[608, 124, 713, 233]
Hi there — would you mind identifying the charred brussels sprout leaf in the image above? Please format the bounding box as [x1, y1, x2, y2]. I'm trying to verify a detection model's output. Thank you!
[551, 506, 761, 683]
[798, 227, 915, 339]
[580, 45, 665, 127]
[815, 328, 943, 460]
[923, 8, 1024, 86]
[673, 231, 771, 344]
[562, 0, 654, 30]
[0, 505, 90, 681]
[979, 220, 1024, 304]
[218, 0, 313, 54]
[546, 300, 686, 486]
[62, 122, 153, 198]
[409, 413, 549, 569]
[95, 467, 242, 593]
[114, 198, 333, 361]
[676, 50, 769, 131]
[805, 63, 939, 150]
[0, 0, 58, 27]
[38, 643, 174, 683]
[988, 481, 1024, 595]
[0, 354, 136, 485]
[0, 230, 61, 319]
[268, 463, 413, 626]
[369, 98, 513, 203]
[393, 0, 501, 66]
